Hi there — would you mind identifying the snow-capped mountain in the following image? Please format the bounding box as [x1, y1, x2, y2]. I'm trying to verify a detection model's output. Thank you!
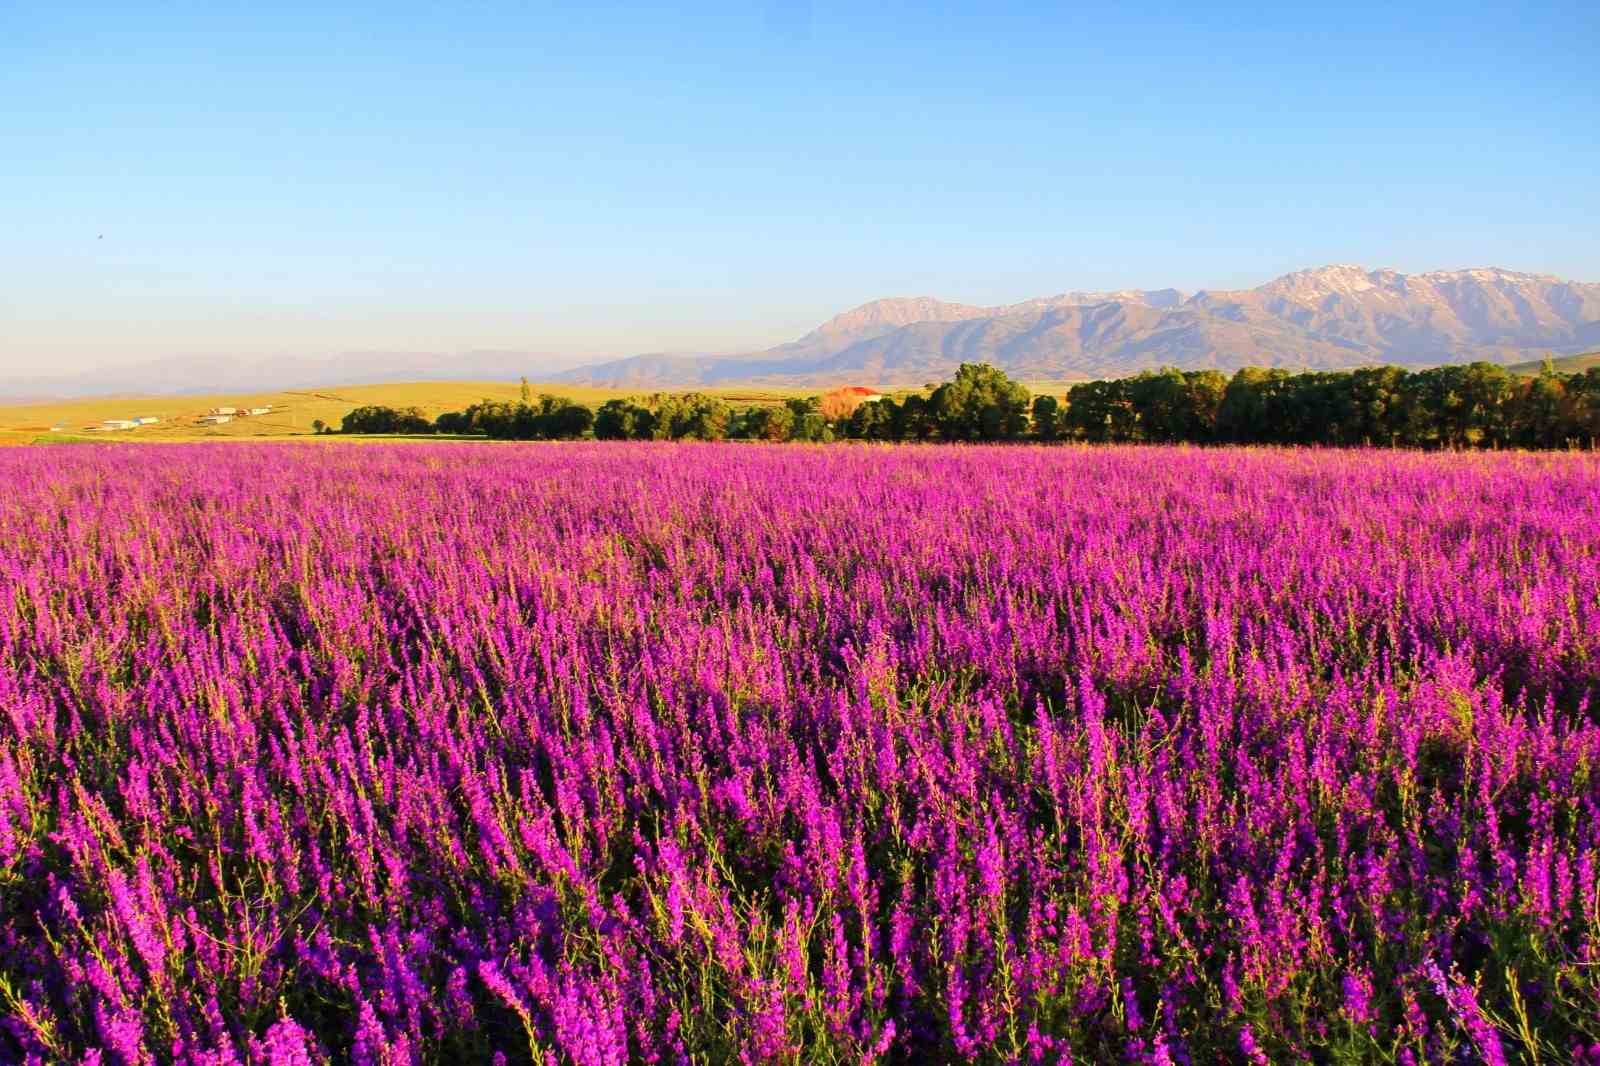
[565, 266, 1600, 386]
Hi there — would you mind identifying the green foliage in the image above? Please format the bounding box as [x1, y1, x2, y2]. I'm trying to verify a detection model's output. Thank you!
[1125, 368, 1227, 443]
[1214, 368, 1331, 444]
[733, 404, 796, 442]
[1057, 361, 1600, 449]
[344, 361, 1600, 449]
[339, 405, 434, 434]
[893, 394, 938, 441]
[1331, 366, 1412, 445]
[594, 399, 658, 440]
[1061, 379, 1138, 443]
[1030, 395, 1060, 441]
[929, 363, 1032, 441]
[783, 398, 833, 442]
[652, 393, 734, 441]
[432, 409, 473, 434]
[846, 399, 897, 441]
[460, 401, 517, 438]
[473, 396, 596, 440]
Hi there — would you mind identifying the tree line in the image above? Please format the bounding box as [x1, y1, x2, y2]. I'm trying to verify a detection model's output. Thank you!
[335, 360, 1600, 449]
[1053, 361, 1600, 448]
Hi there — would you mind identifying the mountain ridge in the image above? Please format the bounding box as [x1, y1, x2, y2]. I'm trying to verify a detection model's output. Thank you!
[563, 265, 1600, 387]
[10, 266, 1597, 398]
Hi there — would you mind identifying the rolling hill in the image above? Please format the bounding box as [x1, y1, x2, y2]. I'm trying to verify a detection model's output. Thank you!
[1505, 351, 1600, 375]
[563, 266, 1600, 387]
[0, 350, 595, 403]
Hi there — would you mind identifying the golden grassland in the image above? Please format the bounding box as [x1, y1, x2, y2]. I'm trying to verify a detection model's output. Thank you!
[1504, 351, 1600, 376]
[0, 381, 827, 444]
[0, 377, 1095, 445]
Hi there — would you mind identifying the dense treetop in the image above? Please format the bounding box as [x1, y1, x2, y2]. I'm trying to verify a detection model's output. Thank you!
[339, 360, 1600, 450]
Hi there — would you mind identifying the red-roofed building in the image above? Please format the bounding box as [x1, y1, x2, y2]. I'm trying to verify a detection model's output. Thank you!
[819, 386, 886, 420]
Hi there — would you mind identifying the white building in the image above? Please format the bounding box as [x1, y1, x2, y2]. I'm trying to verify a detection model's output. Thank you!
[201, 415, 233, 425]
[209, 406, 238, 416]
[101, 419, 137, 430]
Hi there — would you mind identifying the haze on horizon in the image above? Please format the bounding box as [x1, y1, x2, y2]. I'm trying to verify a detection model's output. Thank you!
[3, 0, 1597, 383]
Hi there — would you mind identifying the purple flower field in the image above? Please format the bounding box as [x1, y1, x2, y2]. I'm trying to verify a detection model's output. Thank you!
[2, 442, 1599, 1064]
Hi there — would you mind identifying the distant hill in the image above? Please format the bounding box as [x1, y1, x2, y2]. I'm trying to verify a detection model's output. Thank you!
[0, 350, 592, 402]
[1505, 351, 1600, 376]
[562, 266, 1600, 387]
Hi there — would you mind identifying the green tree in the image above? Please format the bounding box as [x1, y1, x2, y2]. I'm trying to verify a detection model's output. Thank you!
[1502, 362, 1569, 449]
[1030, 395, 1061, 441]
[929, 363, 1031, 441]
[1216, 368, 1292, 443]
[1128, 368, 1225, 443]
[1063, 379, 1137, 442]
[433, 410, 473, 434]
[545, 403, 594, 438]
[1404, 363, 1514, 448]
[1459, 362, 1516, 446]
[1577, 369, 1600, 444]
[1332, 367, 1412, 446]
[339, 405, 433, 434]
[470, 401, 521, 439]
[594, 400, 656, 440]
[1183, 370, 1229, 441]
[739, 405, 796, 442]
[846, 398, 898, 440]
[652, 393, 732, 441]
[892, 394, 937, 441]
[782, 398, 833, 442]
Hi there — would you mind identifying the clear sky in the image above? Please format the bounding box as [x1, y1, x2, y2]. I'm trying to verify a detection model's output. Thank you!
[3, 0, 1597, 378]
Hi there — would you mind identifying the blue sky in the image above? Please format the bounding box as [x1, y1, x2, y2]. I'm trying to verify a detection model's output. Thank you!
[3, 0, 1597, 375]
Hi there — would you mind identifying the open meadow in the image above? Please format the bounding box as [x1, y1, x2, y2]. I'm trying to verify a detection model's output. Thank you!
[2, 442, 1599, 1063]
[0, 383, 817, 444]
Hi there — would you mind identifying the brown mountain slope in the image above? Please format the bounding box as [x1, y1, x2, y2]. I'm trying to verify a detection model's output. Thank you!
[1189, 266, 1600, 357]
[564, 266, 1600, 387]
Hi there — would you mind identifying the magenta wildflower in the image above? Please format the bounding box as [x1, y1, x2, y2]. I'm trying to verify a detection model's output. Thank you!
[0, 443, 1595, 1061]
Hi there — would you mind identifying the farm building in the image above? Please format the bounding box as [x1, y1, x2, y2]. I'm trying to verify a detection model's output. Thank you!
[200, 415, 233, 425]
[245, 406, 272, 416]
[134, 416, 159, 425]
[101, 419, 137, 430]
[208, 407, 238, 416]
[818, 385, 887, 420]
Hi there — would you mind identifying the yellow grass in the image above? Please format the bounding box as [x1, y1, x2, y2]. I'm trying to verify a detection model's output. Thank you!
[0, 381, 816, 443]
[1017, 379, 1091, 395]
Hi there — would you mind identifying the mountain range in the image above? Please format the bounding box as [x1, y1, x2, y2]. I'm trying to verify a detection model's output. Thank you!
[8, 266, 1598, 399]
[560, 266, 1600, 387]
